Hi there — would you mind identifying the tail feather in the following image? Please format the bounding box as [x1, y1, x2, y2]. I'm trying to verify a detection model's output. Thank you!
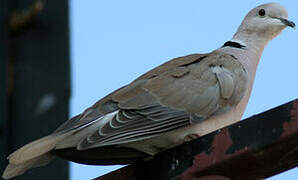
[8, 132, 71, 165]
[2, 153, 54, 179]
[2, 131, 73, 179]
[2, 119, 100, 179]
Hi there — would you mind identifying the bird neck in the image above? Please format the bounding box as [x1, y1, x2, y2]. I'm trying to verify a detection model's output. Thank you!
[216, 32, 268, 89]
[231, 32, 268, 60]
[229, 32, 268, 73]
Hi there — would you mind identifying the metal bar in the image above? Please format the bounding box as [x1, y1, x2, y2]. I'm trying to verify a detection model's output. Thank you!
[95, 99, 298, 180]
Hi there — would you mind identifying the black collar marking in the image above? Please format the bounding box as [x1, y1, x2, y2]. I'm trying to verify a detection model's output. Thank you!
[222, 41, 246, 49]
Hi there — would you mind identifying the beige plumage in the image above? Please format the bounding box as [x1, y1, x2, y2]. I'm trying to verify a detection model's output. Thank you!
[2, 2, 295, 179]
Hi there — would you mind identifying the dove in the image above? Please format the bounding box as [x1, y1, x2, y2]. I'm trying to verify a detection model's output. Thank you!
[2, 2, 295, 179]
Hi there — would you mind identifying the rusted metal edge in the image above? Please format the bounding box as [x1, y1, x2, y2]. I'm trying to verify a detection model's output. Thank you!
[95, 99, 298, 180]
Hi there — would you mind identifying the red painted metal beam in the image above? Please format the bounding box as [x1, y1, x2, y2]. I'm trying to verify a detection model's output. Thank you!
[94, 99, 298, 180]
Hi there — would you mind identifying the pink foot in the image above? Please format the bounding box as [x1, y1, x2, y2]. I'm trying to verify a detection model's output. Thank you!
[184, 133, 200, 142]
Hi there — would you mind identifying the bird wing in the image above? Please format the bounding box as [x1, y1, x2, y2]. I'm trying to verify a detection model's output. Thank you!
[54, 52, 247, 150]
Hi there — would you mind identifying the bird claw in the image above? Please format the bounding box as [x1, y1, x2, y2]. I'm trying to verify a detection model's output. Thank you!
[184, 133, 200, 142]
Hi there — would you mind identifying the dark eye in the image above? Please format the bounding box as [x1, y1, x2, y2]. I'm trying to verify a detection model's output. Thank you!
[258, 9, 266, 17]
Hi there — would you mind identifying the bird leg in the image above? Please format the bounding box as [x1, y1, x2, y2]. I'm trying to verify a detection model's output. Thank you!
[183, 133, 201, 142]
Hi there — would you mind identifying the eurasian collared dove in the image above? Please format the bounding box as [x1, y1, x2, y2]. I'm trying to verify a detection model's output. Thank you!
[2, 2, 295, 179]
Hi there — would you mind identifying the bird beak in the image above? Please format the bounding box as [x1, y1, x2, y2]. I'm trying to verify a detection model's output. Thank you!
[279, 18, 296, 29]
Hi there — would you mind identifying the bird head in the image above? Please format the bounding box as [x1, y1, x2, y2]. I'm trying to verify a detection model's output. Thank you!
[235, 3, 295, 43]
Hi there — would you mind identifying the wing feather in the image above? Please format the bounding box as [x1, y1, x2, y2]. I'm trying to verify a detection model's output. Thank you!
[212, 66, 235, 99]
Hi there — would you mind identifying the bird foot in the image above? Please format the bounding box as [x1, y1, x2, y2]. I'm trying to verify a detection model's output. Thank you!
[184, 133, 200, 142]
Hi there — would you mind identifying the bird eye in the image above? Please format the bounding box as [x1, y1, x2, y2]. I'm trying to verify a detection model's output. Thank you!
[258, 9, 266, 17]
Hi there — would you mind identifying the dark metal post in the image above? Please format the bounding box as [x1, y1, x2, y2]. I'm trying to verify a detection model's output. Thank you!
[0, 0, 9, 175]
[1, 0, 70, 179]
